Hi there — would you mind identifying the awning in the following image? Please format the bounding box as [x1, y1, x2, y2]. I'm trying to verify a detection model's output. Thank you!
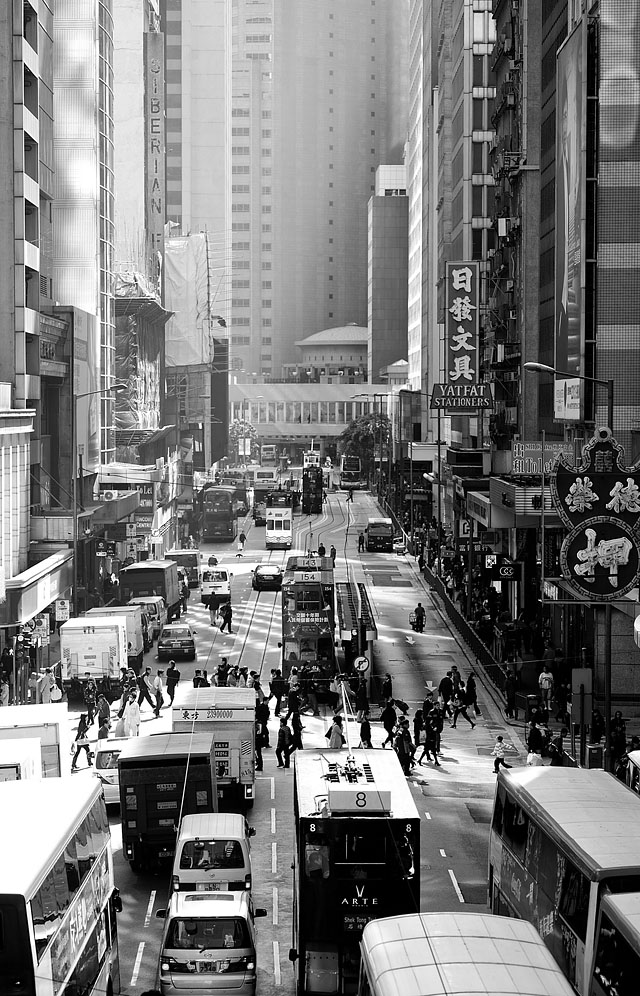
[0, 550, 73, 628]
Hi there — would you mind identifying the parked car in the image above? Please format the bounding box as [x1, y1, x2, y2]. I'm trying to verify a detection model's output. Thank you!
[252, 565, 283, 591]
[157, 622, 197, 661]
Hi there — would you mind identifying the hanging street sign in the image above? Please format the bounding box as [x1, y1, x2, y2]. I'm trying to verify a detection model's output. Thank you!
[430, 382, 493, 412]
[550, 427, 640, 601]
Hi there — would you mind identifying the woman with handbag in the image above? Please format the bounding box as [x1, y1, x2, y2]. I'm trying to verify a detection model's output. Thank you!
[71, 714, 92, 771]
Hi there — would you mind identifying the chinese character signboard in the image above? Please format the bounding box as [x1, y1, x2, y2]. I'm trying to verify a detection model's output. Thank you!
[511, 440, 575, 475]
[445, 262, 480, 388]
[550, 428, 640, 600]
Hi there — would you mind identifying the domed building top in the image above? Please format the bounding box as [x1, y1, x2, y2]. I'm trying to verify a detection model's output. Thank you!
[295, 323, 368, 348]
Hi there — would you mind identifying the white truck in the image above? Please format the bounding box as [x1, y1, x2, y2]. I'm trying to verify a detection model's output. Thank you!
[85, 604, 149, 668]
[60, 616, 128, 698]
[0, 703, 72, 777]
[0, 738, 42, 782]
[172, 686, 256, 809]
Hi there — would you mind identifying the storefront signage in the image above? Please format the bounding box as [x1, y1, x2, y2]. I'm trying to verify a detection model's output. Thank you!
[551, 428, 640, 600]
[445, 261, 480, 389]
[511, 440, 575, 475]
[430, 382, 492, 412]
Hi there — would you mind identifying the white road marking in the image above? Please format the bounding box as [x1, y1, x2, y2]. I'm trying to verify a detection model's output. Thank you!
[273, 940, 282, 985]
[130, 942, 145, 985]
[440, 848, 446, 857]
[271, 807, 276, 834]
[271, 776, 275, 800]
[424, 812, 431, 820]
[272, 841, 277, 873]
[144, 890, 156, 927]
[448, 869, 465, 903]
[273, 886, 279, 925]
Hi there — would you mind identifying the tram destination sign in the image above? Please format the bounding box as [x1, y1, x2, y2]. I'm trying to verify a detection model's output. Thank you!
[430, 382, 493, 413]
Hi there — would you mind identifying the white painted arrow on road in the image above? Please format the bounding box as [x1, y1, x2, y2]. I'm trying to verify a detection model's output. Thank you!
[405, 636, 415, 645]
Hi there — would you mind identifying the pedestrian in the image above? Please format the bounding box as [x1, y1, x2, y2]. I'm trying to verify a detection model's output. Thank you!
[256, 698, 270, 745]
[359, 710, 372, 748]
[380, 672, 393, 705]
[438, 671, 454, 718]
[0, 673, 9, 707]
[428, 703, 445, 754]
[97, 716, 111, 741]
[554, 681, 570, 724]
[216, 657, 230, 687]
[346, 488, 354, 503]
[450, 665, 462, 692]
[137, 667, 155, 710]
[291, 711, 304, 752]
[285, 684, 300, 720]
[276, 718, 294, 768]
[318, 542, 326, 557]
[418, 714, 440, 766]
[238, 667, 248, 688]
[394, 719, 413, 775]
[255, 714, 265, 771]
[83, 677, 97, 724]
[358, 531, 365, 552]
[180, 577, 190, 614]
[355, 678, 369, 722]
[526, 720, 546, 757]
[236, 531, 247, 557]
[219, 601, 233, 634]
[326, 714, 346, 749]
[328, 674, 341, 714]
[492, 735, 516, 773]
[450, 687, 476, 729]
[380, 699, 398, 748]
[96, 693, 110, 727]
[590, 708, 605, 744]
[466, 671, 480, 716]
[122, 691, 141, 737]
[611, 711, 627, 759]
[270, 669, 285, 716]
[209, 601, 220, 627]
[329, 545, 336, 565]
[549, 727, 568, 767]
[413, 709, 424, 748]
[538, 664, 554, 706]
[153, 670, 165, 717]
[166, 661, 181, 704]
[71, 714, 92, 771]
[504, 670, 518, 719]
[227, 665, 238, 687]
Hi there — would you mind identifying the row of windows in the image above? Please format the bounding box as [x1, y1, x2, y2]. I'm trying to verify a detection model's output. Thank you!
[232, 261, 272, 270]
[231, 401, 377, 424]
[232, 280, 272, 290]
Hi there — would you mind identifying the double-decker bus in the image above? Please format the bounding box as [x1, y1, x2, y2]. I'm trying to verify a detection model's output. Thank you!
[196, 485, 239, 542]
[218, 470, 249, 514]
[290, 750, 420, 996]
[358, 913, 576, 996]
[489, 767, 640, 995]
[260, 444, 278, 467]
[302, 465, 323, 514]
[0, 778, 121, 996]
[282, 555, 335, 679]
[265, 490, 293, 549]
[340, 453, 364, 489]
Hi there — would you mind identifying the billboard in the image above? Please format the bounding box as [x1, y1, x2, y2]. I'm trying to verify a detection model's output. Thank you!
[445, 262, 480, 389]
[554, 23, 586, 420]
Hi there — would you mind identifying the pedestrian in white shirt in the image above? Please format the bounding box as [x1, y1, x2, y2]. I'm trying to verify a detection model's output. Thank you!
[153, 670, 165, 717]
[492, 735, 517, 774]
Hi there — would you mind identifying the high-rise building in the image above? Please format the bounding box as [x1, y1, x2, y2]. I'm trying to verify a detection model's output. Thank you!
[231, 0, 408, 381]
[367, 166, 408, 383]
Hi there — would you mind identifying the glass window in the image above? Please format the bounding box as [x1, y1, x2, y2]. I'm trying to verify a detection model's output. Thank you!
[559, 859, 590, 941]
[31, 854, 70, 956]
[593, 913, 640, 996]
[305, 842, 330, 878]
[179, 839, 244, 870]
[167, 917, 250, 951]
[502, 793, 528, 861]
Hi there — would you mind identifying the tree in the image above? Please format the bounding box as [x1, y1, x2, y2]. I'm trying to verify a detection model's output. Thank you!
[228, 419, 258, 463]
[339, 413, 391, 480]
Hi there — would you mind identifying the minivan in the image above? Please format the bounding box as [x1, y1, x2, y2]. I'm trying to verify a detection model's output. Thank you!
[172, 813, 254, 893]
[128, 596, 167, 642]
[200, 566, 232, 609]
[156, 891, 267, 996]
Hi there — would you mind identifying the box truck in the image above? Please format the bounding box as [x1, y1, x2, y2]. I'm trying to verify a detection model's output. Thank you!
[0, 703, 72, 777]
[119, 560, 182, 622]
[84, 604, 149, 667]
[60, 616, 128, 696]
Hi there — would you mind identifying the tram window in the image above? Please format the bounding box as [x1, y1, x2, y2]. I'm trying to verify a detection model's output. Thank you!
[335, 834, 386, 866]
[298, 588, 321, 611]
[305, 843, 330, 879]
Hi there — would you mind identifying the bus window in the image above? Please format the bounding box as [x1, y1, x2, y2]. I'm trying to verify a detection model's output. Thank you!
[502, 793, 528, 861]
[305, 843, 330, 879]
[559, 860, 590, 941]
[593, 913, 640, 996]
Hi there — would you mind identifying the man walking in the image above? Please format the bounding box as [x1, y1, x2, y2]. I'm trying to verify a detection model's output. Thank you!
[137, 666, 156, 711]
[329, 545, 337, 565]
[153, 670, 165, 718]
[538, 664, 554, 706]
[358, 531, 365, 553]
[438, 671, 454, 718]
[380, 699, 398, 748]
[219, 601, 233, 634]
[492, 735, 516, 773]
[346, 488, 354, 503]
[166, 660, 181, 705]
[276, 718, 294, 768]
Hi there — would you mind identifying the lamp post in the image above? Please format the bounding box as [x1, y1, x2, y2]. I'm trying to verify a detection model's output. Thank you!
[524, 361, 615, 769]
[72, 383, 127, 617]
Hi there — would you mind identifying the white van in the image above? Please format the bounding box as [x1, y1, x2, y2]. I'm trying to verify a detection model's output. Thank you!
[128, 595, 167, 642]
[172, 813, 254, 893]
[200, 566, 232, 609]
[156, 891, 266, 996]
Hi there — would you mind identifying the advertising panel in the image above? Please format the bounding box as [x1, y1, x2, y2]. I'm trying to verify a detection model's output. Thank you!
[554, 23, 586, 420]
[445, 262, 480, 389]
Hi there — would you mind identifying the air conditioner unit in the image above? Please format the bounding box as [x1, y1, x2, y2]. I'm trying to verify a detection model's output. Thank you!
[103, 490, 119, 501]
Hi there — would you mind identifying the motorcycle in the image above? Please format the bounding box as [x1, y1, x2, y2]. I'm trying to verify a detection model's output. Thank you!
[409, 612, 424, 633]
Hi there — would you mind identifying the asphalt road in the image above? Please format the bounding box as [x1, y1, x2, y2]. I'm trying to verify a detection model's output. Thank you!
[66, 489, 528, 994]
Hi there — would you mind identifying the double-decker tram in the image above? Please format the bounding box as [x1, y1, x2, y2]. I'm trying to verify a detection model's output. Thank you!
[265, 490, 293, 549]
[196, 484, 239, 542]
[302, 465, 324, 514]
[340, 453, 364, 489]
[303, 450, 322, 469]
[489, 768, 640, 995]
[281, 555, 335, 679]
[0, 778, 122, 996]
[289, 750, 420, 996]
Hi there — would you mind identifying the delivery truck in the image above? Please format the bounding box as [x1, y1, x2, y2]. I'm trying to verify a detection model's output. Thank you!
[172, 687, 256, 809]
[118, 733, 217, 872]
[119, 560, 182, 622]
[84, 604, 149, 667]
[0, 703, 72, 777]
[60, 616, 128, 698]
[0, 737, 42, 781]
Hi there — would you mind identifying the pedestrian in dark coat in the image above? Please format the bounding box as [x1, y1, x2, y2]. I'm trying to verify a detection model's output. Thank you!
[438, 672, 454, 717]
[219, 601, 233, 634]
[450, 687, 476, 729]
[166, 661, 181, 704]
[381, 700, 398, 748]
[276, 718, 294, 768]
[380, 672, 393, 704]
[466, 672, 480, 716]
[285, 686, 300, 720]
[291, 711, 304, 752]
[256, 699, 270, 746]
[418, 715, 441, 766]
[359, 711, 372, 748]
[355, 679, 369, 722]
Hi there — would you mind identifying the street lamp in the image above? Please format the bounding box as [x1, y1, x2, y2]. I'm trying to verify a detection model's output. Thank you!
[72, 383, 127, 616]
[524, 361, 615, 769]
[523, 362, 614, 435]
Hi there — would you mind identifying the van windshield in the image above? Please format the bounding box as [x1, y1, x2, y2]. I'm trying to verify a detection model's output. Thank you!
[96, 751, 120, 770]
[167, 917, 250, 950]
[202, 572, 228, 583]
[179, 840, 244, 870]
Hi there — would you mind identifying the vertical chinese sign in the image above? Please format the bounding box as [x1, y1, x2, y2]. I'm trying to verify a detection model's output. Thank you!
[445, 262, 480, 389]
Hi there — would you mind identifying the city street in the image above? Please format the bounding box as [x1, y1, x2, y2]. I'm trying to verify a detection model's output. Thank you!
[63, 490, 528, 994]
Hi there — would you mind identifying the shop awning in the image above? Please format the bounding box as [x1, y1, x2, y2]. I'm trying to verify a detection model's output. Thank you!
[0, 550, 73, 628]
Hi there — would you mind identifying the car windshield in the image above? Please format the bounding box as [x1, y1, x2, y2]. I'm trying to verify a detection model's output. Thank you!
[258, 568, 280, 576]
[179, 839, 244, 870]
[167, 917, 250, 951]
[96, 750, 120, 770]
[162, 628, 190, 639]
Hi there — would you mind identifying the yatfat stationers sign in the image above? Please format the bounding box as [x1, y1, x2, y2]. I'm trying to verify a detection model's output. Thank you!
[430, 382, 493, 413]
